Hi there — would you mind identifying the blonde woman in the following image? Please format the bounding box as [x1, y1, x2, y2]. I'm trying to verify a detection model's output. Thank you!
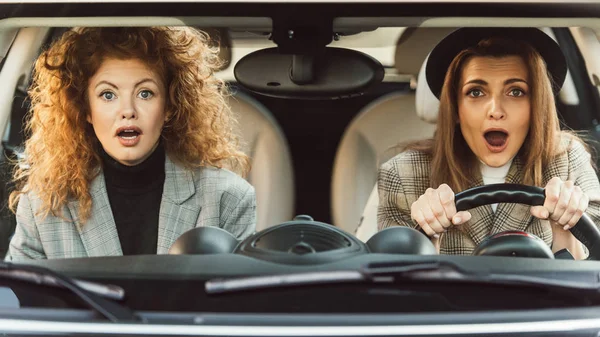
[6, 27, 256, 261]
[378, 28, 600, 259]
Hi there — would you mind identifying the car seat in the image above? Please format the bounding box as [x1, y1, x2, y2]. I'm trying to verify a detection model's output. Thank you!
[330, 28, 451, 235]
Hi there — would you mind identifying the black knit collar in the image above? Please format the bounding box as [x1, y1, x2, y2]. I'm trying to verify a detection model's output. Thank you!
[99, 140, 166, 190]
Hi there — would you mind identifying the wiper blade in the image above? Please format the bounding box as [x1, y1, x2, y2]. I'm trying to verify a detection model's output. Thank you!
[206, 270, 364, 294]
[0, 265, 125, 301]
[205, 262, 447, 294]
[205, 261, 600, 296]
[364, 261, 600, 292]
[0, 262, 141, 322]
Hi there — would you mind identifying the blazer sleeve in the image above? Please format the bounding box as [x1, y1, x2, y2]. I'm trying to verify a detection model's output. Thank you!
[5, 193, 47, 261]
[377, 158, 416, 231]
[567, 140, 600, 227]
[219, 182, 257, 240]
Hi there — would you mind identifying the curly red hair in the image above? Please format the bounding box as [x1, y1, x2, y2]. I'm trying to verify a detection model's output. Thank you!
[10, 27, 249, 224]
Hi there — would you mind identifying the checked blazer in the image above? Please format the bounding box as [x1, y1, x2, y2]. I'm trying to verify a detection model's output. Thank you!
[5, 155, 256, 261]
[377, 137, 600, 255]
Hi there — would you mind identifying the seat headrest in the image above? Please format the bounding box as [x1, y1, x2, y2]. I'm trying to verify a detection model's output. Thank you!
[394, 27, 452, 124]
[415, 54, 440, 124]
[394, 27, 456, 77]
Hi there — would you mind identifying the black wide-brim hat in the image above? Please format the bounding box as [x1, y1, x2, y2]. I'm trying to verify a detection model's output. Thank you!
[425, 27, 568, 99]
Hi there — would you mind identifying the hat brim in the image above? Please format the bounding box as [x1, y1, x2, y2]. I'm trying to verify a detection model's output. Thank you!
[425, 28, 567, 99]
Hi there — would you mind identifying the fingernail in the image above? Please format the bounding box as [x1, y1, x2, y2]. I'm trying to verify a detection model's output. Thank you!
[433, 234, 440, 239]
[453, 216, 461, 224]
[563, 225, 570, 231]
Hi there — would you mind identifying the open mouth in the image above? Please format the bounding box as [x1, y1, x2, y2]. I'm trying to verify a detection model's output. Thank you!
[115, 126, 142, 146]
[484, 129, 508, 152]
[118, 129, 140, 140]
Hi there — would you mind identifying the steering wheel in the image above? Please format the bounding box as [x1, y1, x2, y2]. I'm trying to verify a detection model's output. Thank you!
[455, 183, 600, 260]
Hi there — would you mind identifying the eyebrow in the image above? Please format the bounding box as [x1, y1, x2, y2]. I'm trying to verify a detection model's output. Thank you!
[463, 78, 529, 87]
[94, 78, 158, 90]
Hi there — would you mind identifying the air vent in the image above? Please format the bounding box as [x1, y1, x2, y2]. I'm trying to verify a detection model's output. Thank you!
[253, 224, 351, 253]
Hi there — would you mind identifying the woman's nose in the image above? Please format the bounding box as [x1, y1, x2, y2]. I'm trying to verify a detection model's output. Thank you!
[487, 96, 506, 120]
[120, 97, 137, 119]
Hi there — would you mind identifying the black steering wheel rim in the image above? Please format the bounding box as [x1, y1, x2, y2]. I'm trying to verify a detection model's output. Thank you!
[454, 183, 600, 260]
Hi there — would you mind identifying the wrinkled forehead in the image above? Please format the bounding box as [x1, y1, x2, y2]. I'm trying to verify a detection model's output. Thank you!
[90, 58, 165, 85]
[459, 55, 530, 86]
[88, 55, 168, 89]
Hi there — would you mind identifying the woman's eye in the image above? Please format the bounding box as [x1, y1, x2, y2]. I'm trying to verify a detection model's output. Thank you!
[100, 91, 115, 101]
[138, 90, 154, 100]
[509, 89, 526, 97]
[467, 89, 483, 98]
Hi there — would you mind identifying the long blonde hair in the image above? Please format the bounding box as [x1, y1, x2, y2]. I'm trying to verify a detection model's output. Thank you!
[406, 37, 585, 191]
[10, 27, 250, 224]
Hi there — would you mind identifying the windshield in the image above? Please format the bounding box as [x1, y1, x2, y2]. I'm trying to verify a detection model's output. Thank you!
[2, 1, 600, 335]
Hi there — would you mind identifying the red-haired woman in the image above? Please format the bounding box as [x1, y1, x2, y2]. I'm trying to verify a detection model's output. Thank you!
[6, 27, 255, 260]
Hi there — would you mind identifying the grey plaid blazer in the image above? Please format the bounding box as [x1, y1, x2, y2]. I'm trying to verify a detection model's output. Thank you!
[5, 155, 256, 261]
[378, 137, 600, 255]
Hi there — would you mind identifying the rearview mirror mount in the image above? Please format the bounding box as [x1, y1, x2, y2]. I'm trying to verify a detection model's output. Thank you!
[234, 47, 384, 100]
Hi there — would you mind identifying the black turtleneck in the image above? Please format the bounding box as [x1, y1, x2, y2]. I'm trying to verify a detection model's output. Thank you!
[100, 142, 166, 255]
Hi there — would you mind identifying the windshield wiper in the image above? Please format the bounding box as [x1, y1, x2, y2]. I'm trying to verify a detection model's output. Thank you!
[205, 261, 600, 296]
[362, 260, 600, 291]
[0, 262, 141, 322]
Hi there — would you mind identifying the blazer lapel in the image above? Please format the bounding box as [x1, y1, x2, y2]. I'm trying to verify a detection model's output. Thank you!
[156, 156, 200, 254]
[489, 156, 534, 235]
[70, 172, 123, 257]
[462, 173, 494, 246]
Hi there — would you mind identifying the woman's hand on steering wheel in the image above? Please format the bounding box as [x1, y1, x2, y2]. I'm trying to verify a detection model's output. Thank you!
[410, 184, 472, 238]
[530, 177, 589, 231]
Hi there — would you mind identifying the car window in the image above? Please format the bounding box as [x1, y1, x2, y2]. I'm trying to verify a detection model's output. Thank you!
[1, 23, 598, 252]
[2, 23, 600, 257]
[3, 3, 600, 334]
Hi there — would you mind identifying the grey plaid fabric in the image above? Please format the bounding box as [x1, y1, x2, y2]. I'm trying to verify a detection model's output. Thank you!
[5, 155, 256, 261]
[377, 137, 600, 256]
